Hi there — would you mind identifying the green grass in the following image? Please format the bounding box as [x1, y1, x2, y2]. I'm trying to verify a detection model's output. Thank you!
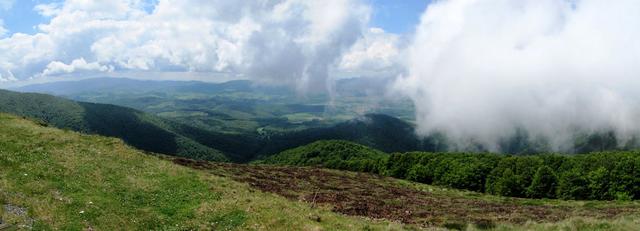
[0, 113, 406, 230]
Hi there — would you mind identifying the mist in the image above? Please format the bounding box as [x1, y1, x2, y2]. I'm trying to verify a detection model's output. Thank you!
[394, 0, 640, 152]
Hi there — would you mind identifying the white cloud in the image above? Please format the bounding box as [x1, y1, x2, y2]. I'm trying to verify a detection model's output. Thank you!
[34, 3, 63, 17]
[396, 0, 640, 151]
[0, 0, 377, 93]
[42, 58, 114, 76]
[0, 68, 16, 82]
[339, 27, 403, 76]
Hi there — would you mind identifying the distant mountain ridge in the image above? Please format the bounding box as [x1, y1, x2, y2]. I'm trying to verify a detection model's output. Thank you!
[12, 76, 392, 97]
[12, 77, 273, 96]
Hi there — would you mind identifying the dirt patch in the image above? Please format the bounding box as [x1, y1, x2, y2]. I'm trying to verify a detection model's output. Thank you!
[172, 158, 640, 227]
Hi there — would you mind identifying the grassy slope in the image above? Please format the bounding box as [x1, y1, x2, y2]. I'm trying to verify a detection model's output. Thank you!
[0, 89, 227, 162]
[0, 114, 403, 230]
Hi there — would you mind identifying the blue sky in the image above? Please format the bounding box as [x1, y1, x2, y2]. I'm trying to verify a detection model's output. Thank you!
[0, 0, 47, 34]
[368, 0, 431, 34]
[2, 0, 431, 36]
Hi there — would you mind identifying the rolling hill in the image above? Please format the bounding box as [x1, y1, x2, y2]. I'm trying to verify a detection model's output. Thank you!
[0, 89, 227, 162]
[170, 113, 445, 162]
[0, 89, 433, 163]
[253, 114, 446, 157]
[257, 140, 387, 171]
[12, 77, 415, 134]
[12, 77, 630, 156]
[0, 113, 405, 230]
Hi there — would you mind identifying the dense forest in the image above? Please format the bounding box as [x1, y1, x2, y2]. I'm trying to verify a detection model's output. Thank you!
[263, 140, 640, 201]
[258, 140, 387, 170]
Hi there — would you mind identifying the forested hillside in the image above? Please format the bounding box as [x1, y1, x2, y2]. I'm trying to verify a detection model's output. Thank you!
[258, 140, 387, 171]
[0, 89, 436, 163]
[14, 77, 415, 134]
[0, 90, 227, 161]
[173, 113, 443, 162]
[265, 141, 640, 201]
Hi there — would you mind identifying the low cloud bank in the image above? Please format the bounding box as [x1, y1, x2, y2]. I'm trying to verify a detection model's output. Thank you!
[395, 0, 640, 152]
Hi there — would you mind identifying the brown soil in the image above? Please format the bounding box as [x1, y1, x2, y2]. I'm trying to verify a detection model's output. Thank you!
[172, 158, 640, 228]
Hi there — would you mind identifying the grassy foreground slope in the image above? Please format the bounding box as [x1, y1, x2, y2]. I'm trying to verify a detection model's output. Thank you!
[0, 89, 227, 161]
[0, 113, 403, 230]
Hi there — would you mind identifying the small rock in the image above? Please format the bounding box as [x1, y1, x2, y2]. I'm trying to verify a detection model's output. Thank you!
[308, 214, 321, 222]
[3, 204, 27, 216]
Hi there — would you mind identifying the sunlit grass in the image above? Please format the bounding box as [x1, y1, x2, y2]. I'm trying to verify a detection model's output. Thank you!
[0, 113, 405, 230]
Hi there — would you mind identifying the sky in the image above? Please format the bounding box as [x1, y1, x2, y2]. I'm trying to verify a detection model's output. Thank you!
[0, 0, 430, 88]
[2, 0, 430, 35]
[1, 0, 640, 151]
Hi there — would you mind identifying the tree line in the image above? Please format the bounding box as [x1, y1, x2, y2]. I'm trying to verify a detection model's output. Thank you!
[294, 149, 639, 201]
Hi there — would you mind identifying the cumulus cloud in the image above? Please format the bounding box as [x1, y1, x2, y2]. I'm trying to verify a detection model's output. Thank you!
[0, 0, 379, 93]
[339, 27, 403, 77]
[42, 58, 114, 76]
[395, 0, 640, 152]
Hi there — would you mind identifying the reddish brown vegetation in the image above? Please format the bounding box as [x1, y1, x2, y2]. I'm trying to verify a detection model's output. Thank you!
[172, 158, 639, 227]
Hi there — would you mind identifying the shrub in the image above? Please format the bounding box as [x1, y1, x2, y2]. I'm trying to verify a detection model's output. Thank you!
[406, 164, 432, 183]
[587, 167, 612, 200]
[527, 166, 558, 198]
[557, 169, 590, 200]
[490, 168, 525, 197]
